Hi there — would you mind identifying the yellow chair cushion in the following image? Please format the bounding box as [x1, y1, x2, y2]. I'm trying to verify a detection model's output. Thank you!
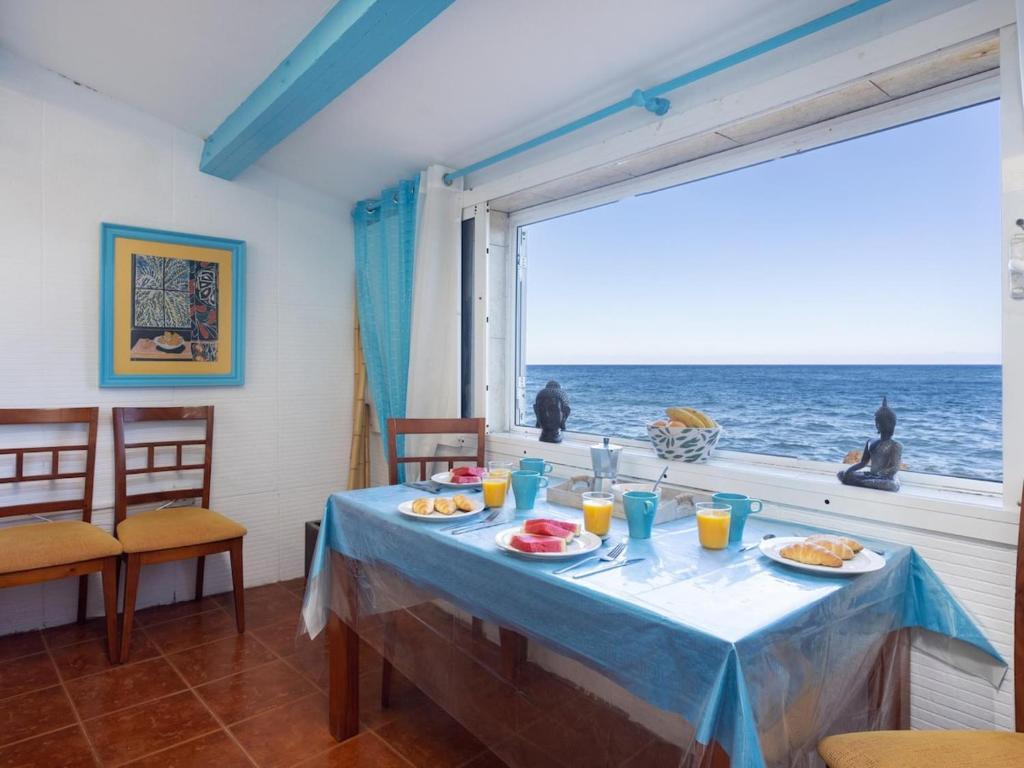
[117, 507, 246, 553]
[0, 520, 122, 574]
[819, 730, 1024, 768]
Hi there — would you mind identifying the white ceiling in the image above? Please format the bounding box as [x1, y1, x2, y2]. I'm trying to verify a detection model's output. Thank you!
[0, 0, 922, 203]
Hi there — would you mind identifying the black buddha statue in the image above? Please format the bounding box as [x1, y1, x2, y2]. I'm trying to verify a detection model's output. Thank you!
[837, 396, 902, 492]
[534, 381, 571, 443]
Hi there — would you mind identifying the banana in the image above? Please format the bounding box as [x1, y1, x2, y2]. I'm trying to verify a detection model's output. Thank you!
[665, 407, 716, 429]
[690, 409, 717, 428]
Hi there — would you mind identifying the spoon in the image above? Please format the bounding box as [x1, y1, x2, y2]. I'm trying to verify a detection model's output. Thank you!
[652, 466, 669, 493]
[740, 533, 775, 552]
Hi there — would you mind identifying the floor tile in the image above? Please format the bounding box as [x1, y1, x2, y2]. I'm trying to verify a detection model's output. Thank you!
[50, 631, 157, 681]
[376, 697, 486, 768]
[357, 669, 428, 731]
[223, 587, 302, 631]
[0, 724, 95, 768]
[196, 659, 316, 725]
[0, 652, 59, 701]
[0, 686, 76, 747]
[463, 751, 512, 768]
[144, 609, 239, 654]
[0, 632, 44, 663]
[230, 694, 337, 768]
[280, 577, 306, 595]
[66, 656, 186, 720]
[251, 618, 305, 657]
[283, 643, 328, 690]
[168, 633, 277, 687]
[121, 730, 253, 768]
[41, 618, 107, 650]
[620, 738, 686, 768]
[134, 596, 225, 627]
[84, 690, 218, 766]
[294, 731, 412, 768]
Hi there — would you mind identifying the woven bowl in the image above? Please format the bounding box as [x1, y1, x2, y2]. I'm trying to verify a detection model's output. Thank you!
[646, 424, 722, 462]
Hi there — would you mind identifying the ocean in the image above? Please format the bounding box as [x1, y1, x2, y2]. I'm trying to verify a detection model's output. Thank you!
[524, 365, 1002, 482]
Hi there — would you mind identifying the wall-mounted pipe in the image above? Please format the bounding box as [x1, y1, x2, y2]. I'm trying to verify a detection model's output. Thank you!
[442, 0, 891, 186]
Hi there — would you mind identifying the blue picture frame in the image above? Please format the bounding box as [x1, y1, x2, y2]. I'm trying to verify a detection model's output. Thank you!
[99, 223, 246, 387]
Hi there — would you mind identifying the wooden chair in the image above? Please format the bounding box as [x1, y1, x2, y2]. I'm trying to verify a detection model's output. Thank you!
[818, 482, 1024, 766]
[386, 417, 486, 485]
[0, 408, 121, 662]
[112, 406, 246, 662]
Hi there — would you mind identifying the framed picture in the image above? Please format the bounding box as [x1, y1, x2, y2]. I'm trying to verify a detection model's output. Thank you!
[99, 223, 245, 387]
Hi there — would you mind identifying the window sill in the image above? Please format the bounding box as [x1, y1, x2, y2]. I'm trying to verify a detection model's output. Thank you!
[486, 432, 1015, 545]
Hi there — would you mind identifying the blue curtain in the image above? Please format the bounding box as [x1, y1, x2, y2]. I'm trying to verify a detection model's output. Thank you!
[353, 176, 419, 468]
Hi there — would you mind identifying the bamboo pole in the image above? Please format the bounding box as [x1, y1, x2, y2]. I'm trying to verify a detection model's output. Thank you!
[347, 303, 370, 490]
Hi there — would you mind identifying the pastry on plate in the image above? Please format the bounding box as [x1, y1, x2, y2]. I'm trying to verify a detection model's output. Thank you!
[808, 533, 863, 554]
[780, 541, 842, 568]
[434, 497, 457, 515]
[453, 494, 475, 512]
[806, 535, 854, 561]
[412, 498, 434, 516]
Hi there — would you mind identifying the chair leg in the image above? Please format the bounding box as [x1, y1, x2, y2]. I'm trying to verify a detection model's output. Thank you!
[76, 574, 89, 624]
[120, 554, 142, 663]
[101, 559, 119, 664]
[229, 538, 245, 633]
[195, 555, 205, 601]
[381, 659, 393, 708]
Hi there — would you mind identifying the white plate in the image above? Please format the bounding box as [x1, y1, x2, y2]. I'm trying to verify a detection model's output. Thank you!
[760, 536, 885, 575]
[431, 470, 484, 488]
[494, 527, 602, 560]
[398, 497, 483, 522]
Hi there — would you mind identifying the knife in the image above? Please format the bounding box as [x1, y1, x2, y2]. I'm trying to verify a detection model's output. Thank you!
[450, 519, 510, 536]
[443, 507, 499, 532]
[572, 558, 645, 579]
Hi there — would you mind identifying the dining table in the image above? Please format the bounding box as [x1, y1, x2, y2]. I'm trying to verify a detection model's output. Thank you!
[300, 484, 1006, 768]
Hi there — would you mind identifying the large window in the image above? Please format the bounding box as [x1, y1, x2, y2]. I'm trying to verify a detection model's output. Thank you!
[515, 101, 1002, 482]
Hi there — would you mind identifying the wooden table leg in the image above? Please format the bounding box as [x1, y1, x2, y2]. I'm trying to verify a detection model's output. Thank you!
[499, 627, 528, 683]
[327, 610, 360, 741]
[869, 627, 911, 730]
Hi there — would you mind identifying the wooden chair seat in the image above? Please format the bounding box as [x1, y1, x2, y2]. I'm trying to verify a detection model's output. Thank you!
[819, 730, 1024, 767]
[0, 520, 122, 574]
[117, 506, 246, 553]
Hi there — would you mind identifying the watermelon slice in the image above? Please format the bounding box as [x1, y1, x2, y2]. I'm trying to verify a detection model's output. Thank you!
[524, 518, 580, 537]
[451, 466, 485, 478]
[452, 475, 480, 484]
[522, 520, 577, 540]
[509, 534, 566, 553]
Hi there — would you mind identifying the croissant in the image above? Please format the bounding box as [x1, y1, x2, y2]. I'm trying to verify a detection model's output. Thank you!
[434, 497, 457, 515]
[453, 494, 474, 512]
[412, 498, 434, 516]
[806, 535, 854, 561]
[808, 534, 863, 554]
[780, 541, 842, 568]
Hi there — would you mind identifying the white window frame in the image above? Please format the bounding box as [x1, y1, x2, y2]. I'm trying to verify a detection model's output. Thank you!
[481, 66, 1019, 543]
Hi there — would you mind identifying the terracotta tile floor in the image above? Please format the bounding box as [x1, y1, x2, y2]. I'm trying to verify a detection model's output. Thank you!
[0, 579, 512, 768]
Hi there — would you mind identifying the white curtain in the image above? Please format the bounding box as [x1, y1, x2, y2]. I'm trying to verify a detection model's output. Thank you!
[404, 165, 465, 470]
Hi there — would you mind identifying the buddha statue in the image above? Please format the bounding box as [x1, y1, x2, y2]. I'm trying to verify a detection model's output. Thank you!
[534, 381, 571, 443]
[837, 397, 902, 492]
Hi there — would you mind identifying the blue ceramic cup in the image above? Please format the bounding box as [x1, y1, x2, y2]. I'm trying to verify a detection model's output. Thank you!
[519, 457, 554, 475]
[712, 492, 764, 544]
[622, 491, 658, 539]
[510, 470, 549, 511]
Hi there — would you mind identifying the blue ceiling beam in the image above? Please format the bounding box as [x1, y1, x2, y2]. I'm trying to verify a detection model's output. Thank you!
[200, 0, 455, 180]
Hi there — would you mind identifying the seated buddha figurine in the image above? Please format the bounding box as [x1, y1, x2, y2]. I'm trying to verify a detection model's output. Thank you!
[534, 381, 571, 443]
[837, 397, 902, 492]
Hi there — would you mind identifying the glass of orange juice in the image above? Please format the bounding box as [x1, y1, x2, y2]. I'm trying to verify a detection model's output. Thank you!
[695, 502, 731, 550]
[581, 491, 613, 539]
[482, 472, 509, 508]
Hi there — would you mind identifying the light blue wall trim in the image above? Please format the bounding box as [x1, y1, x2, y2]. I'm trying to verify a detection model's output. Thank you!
[99, 223, 246, 388]
[200, 0, 455, 180]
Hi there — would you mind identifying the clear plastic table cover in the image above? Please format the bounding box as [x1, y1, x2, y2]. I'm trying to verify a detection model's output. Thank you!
[301, 486, 1005, 768]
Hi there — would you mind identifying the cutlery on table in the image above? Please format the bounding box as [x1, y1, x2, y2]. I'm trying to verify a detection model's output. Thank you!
[450, 518, 510, 536]
[572, 557, 645, 580]
[443, 507, 500, 532]
[552, 537, 628, 575]
[404, 481, 440, 494]
[740, 533, 776, 552]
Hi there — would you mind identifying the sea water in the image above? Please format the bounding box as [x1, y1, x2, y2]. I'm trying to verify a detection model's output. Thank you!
[524, 365, 1002, 482]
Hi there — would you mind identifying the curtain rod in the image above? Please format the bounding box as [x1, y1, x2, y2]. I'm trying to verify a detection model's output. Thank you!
[442, 0, 891, 186]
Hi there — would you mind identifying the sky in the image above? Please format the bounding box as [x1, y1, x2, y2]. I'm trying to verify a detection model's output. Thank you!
[524, 100, 1002, 365]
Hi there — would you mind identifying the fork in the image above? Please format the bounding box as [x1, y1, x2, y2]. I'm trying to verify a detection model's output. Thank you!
[447, 507, 501, 533]
[552, 537, 628, 575]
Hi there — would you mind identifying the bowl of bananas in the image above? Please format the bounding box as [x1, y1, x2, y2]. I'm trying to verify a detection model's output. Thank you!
[646, 407, 722, 462]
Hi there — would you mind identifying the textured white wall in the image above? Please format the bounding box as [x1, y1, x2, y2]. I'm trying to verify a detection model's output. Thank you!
[0, 50, 354, 633]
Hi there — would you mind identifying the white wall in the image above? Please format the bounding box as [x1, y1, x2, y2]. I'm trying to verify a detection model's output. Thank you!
[0, 49, 354, 633]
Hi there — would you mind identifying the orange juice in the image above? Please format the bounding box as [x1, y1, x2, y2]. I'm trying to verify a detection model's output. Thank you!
[482, 472, 509, 507]
[695, 503, 731, 550]
[581, 492, 613, 538]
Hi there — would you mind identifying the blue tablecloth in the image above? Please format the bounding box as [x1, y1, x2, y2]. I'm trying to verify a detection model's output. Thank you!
[302, 485, 1005, 768]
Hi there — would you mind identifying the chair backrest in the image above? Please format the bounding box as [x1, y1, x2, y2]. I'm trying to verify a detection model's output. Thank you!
[387, 417, 485, 485]
[112, 406, 214, 524]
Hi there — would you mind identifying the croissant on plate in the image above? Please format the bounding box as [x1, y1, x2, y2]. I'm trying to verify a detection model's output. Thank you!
[806, 535, 854, 561]
[434, 497, 457, 515]
[453, 494, 475, 512]
[412, 498, 434, 516]
[808, 533, 863, 554]
[780, 541, 842, 568]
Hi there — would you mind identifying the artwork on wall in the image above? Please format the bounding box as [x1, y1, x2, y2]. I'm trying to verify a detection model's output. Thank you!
[100, 223, 245, 387]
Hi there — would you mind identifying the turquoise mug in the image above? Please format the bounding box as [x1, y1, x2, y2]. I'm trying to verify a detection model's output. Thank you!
[622, 491, 658, 540]
[520, 457, 554, 475]
[510, 470, 549, 511]
[712, 492, 764, 544]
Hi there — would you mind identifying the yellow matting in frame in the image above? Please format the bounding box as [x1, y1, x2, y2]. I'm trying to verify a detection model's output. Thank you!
[113, 237, 233, 376]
